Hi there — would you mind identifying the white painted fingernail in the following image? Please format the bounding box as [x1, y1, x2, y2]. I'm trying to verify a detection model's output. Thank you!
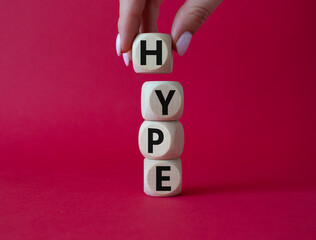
[176, 31, 192, 56]
[116, 33, 121, 56]
[123, 52, 129, 67]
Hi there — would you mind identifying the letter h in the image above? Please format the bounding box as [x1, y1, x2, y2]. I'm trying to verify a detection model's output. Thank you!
[140, 40, 162, 65]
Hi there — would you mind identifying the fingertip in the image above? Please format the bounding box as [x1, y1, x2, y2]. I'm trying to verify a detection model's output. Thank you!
[171, 0, 221, 53]
[119, 21, 141, 53]
[118, 0, 146, 53]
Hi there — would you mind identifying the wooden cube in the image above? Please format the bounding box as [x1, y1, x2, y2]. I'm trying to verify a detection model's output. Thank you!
[132, 33, 173, 73]
[144, 158, 182, 197]
[139, 120, 184, 160]
[141, 81, 184, 121]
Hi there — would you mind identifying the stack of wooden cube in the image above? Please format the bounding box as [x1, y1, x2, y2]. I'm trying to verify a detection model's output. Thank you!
[132, 33, 184, 197]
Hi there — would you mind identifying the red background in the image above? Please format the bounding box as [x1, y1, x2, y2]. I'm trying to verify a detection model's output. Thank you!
[1, 0, 316, 239]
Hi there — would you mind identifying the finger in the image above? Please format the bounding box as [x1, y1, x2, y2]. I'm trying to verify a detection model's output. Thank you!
[171, 0, 223, 56]
[118, 0, 147, 53]
[139, 0, 163, 33]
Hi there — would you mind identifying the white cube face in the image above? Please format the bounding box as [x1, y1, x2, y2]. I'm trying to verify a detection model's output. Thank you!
[138, 121, 184, 160]
[144, 158, 182, 197]
[141, 81, 184, 121]
[132, 33, 173, 73]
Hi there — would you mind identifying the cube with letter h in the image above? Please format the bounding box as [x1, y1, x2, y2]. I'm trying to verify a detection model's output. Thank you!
[139, 81, 184, 197]
[132, 33, 173, 73]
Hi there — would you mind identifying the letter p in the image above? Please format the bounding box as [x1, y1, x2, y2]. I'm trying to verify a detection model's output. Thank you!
[148, 128, 164, 153]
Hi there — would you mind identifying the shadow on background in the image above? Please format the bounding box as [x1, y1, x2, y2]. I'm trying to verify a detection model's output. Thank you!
[181, 178, 316, 197]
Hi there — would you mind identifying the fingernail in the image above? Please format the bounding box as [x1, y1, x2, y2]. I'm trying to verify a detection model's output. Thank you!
[116, 33, 121, 56]
[176, 31, 192, 56]
[123, 52, 129, 67]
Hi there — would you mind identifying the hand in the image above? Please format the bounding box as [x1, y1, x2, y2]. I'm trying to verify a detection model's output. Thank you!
[116, 0, 223, 66]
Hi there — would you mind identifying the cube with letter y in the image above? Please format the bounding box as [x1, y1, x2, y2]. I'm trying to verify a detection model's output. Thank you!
[141, 81, 183, 121]
[132, 33, 173, 73]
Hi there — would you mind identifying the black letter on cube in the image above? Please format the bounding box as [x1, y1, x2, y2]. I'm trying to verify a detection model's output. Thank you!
[155, 90, 176, 115]
[148, 128, 164, 153]
[156, 166, 171, 191]
[140, 40, 162, 65]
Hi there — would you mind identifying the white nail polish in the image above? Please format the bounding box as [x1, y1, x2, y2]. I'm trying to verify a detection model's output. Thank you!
[116, 34, 121, 56]
[176, 32, 192, 56]
[123, 52, 129, 67]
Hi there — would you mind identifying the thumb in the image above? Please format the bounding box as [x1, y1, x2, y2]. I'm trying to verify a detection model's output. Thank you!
[171, 0, 223, 56]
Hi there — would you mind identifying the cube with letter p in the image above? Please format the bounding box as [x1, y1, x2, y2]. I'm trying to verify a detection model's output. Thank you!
[138, 120, 184, 160]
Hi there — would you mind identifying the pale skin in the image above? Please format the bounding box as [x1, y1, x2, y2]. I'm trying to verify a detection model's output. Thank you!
[116, 0, 223, 66]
